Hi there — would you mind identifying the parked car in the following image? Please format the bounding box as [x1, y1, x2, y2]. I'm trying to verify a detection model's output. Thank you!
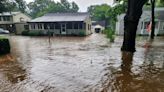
[0, 28, 9, 34]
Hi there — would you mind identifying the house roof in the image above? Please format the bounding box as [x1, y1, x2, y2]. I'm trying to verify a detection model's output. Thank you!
[92, 21, 106, 27]
[94, 25, 104, 28]
[141, 10, 164, 21]
[0, 12, 20, 16]
[118, 7, 164, 21]
[29, 12, 90, 23]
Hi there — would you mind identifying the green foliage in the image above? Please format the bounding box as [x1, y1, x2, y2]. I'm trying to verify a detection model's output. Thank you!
[0, 38, 10, 55]
[22, 30, 29, 36]
[87, 2, 126, 41]
[0, 0, 27, 13]
[156, 0, 164, 7]
[28, 0, 79, 18]
[79, 31, 86, 36]
[15, 0, 27, 13]
[87, 3, 126, 29]
[27, 31, 40, 36]
[103, 29, 115, 42]
[88, 4, 111, 21]
[22, 30, 47, 36]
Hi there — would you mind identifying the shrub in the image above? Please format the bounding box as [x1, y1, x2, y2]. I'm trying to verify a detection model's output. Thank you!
[104, 29, 115, 42]
[22, 30, 29, 36]
[22, 30, 48, 36]
[28, 31, 40, 36]
[38, 31, 47, 36]
[79, 31, 86, 36]
[0, 37, 10, 55]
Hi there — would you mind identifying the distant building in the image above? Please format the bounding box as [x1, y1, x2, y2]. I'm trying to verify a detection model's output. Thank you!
[92, 21, 105, 33]
[0, 12, 31, 34]
[116, 7, 164, 36]
[28, 12, 92, 36]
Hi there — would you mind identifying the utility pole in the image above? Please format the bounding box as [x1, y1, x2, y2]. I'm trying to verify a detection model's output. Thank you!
[150, 0, 155, 39]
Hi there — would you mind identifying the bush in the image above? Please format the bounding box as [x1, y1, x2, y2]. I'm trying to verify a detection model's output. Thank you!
[104, 29, 115, 42]
[0, 37, 10, 55]
[22, 30, 29, 36]
[22, 30, 47, 36]
[79, 31, 86, 36]
[28, 31, 40, 36]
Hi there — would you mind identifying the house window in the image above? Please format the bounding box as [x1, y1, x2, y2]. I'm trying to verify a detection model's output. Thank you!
[79, 22, 83, 29]
[67, 22, 72, 29]
[74, 23, 78, 29]
[38, 24, 43, 29]
[83, 23, 86, 29]
[24, 25, 29, 30]
[55, 23, 60, 29]
[88, 24, 90, 30]
[3, 16, 10, 21]
[49, 23, 54, 29]
[31, 24, 35, 29]
[44, 24, 49, 29]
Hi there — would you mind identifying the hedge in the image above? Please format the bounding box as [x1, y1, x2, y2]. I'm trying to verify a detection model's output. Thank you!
[22, 30, 47, 36]
[0, 37, 10, 55]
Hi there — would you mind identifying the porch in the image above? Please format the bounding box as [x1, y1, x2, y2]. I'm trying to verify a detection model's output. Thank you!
[29, 21, 90, 35]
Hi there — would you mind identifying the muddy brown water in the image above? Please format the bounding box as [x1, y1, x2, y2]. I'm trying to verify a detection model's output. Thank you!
[0, 34, 164, 92]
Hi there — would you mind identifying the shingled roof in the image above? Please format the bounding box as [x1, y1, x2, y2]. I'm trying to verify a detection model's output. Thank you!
[29, 12, 90, 23]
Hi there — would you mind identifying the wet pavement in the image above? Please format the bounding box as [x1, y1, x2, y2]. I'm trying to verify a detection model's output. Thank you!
[0, 34, 164, 92]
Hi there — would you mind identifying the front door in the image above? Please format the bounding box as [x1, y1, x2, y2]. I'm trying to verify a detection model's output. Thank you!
[61, 23, 66, 35]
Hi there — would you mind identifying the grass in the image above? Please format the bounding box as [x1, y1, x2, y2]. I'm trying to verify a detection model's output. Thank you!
[0, 36, 8, 40]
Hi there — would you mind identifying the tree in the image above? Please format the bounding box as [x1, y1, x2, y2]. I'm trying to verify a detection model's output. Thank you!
[61, 0, 71, 12]
[0, 0, 17, 12]
[117, 0, 164, 52]
[88, 4, 125, 29]
[0, 0, 8, 12]
[15, 0, 27, 13]
[156, 0, 164, 7]
[71, 2, 79, 12]
[27, 0, 54, 18]
[0, 0, 27, 13]
[121, 0, 148, 52]
[28, 0, 79, 18]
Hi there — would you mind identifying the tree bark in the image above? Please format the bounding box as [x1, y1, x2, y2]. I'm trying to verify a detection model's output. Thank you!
[121, 0, 148, 52]
[151, 0, 155, 39]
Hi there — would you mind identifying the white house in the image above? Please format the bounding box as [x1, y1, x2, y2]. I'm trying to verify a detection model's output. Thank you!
[115, 7, 164, 36]
[92, 21, 105, 33]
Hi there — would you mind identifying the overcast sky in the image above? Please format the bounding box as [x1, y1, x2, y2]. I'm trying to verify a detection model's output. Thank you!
[25, 0, 114, 12]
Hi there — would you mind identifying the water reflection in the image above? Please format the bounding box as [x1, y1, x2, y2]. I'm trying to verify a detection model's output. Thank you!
[101, 38, 164, 92]
[0, 54, 27, 84]
[119, 52, 134, 92]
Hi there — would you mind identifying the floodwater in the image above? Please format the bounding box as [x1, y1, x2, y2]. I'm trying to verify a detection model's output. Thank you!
[0, 34, 164, 92]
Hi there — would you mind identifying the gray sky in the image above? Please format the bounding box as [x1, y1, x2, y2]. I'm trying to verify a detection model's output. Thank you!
[25, 0, 114, 12]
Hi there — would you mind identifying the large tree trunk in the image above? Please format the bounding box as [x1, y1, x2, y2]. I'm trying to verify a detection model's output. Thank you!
[121, 0, 148, 52]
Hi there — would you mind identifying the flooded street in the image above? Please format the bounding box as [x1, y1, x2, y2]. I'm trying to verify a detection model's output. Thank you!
[0, 34, 164, 92]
